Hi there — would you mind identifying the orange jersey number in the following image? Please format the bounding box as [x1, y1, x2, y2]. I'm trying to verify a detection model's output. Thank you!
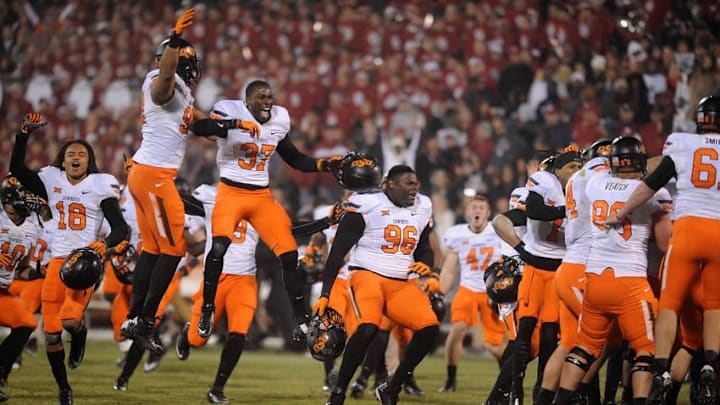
[466, 246, 494, 271]
[691, 147, 720, 189]
[179, 106, 194, 134]
[231, 220, 248, 243]
[381, 225, 418, 255]
[30, 238, 48, 263]
[0, 241, 26, 264]
[56, 201, 87, 231]
[237, 143, 276, 171]
[591, 200, 632, 240]
[565, 181, 578, 219]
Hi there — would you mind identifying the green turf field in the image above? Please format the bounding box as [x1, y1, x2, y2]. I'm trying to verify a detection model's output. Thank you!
[2, 340, 692, 404]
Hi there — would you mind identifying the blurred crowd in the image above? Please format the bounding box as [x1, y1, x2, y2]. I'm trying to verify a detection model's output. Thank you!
[1, 0, 720, 234]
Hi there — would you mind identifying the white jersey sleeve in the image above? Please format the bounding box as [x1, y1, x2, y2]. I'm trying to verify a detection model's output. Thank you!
[444, 224, 503, 293]
[214, 101, 292, 187]
[313, 204, 349, 280]
[0, 212, 41, 288]
[522, 171, 567, 259]
[39, 167, 121, 257]
[120, 193, 141, 247]
[347, 192, 433, 279]
[585, 173, 673, 277]
[563, 157, 609, 264]
[193, 184, 258, 275]
[132, 70, 194, 169]
[663, 132, 720, 220]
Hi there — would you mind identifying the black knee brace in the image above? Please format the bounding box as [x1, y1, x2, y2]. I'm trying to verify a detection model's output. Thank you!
[565, 346, 595, 372]
[630, 355, 654, 374]
[45, 332, 62, 346]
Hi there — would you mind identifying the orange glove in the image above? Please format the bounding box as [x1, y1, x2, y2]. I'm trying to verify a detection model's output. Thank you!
[221, 119, 261, 138]
[109, 240, 130, 257]
[318, 155, 344, 173]
[327, 201, 346, 225]
[174, 8, 195, 36]
[21, 113, 47, 134]
[301, 244, 321, 265]
[0, 254, 13, 269]
[422, 273, 441, 294]
[408, 261, 432, 277]
[123, 154, 134, 174]
[88, 240, 107, 258]
[313, 295, 329, 317]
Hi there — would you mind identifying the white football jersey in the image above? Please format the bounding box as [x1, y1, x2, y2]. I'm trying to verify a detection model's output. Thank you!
[585, 173, 673, 277]
[313, 205, 348, 280]
[563, 157, 609, 264]
[500, 186, 529, 257]
[193, 184, 258, 276]
[213, 100, 291, 187]
[662, 132, 720, 220]
[523, 171, 567, 259]
[38, 166, 121, 257]
[346, 192, 433, 280]
[444, 223, 502, 293]
[132, 69, 194, 169]
[0, 211, 41, 288]
[119, 193, 141, 247]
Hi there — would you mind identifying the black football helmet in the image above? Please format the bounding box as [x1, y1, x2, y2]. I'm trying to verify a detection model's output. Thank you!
[484, 256, 522, 304]
[0, 176, 30, 217]
[60, 247, 104, 290]
[696, 95, 720, 134]
[429, 293, 446, 322]
[155, 38, 201, 86]
[610, 136, 646, 176]
[335, 152, 382, 192]
[109, 244, 138, 285]
[582, 139, 612, 161]
[306, 307, 347, 362]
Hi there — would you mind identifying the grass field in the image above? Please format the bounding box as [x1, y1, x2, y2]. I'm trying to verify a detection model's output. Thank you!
[3, 339, 693, 404]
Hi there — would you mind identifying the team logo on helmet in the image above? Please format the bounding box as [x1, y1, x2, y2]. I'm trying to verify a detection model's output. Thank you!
[484, 256, 522, 304]
[306, 307, 347, 362]
[60, 247, 104, 290]
[332, 152, 382, 193]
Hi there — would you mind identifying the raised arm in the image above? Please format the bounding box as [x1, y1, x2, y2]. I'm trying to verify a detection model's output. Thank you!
[10, 113, 49, 200]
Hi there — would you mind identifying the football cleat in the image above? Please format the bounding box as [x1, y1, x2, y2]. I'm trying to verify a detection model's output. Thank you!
[698, 365, 717, 405]
[375, 382, 399, 405]
[350, 376, 367, 398]
[58, 387, 73, 405]
[134, 318, 165, 355]
[68, 326, 87, 369]
[324, 388, 345, 405]
[120, 317, 138, 339]
[198, 304, 215, 338]
[113, 377, 128, 392]
[647, 371, 671, 405]
[206, 389, 230, 404]
[144, 347, 165, 373]
[176, 323, 191, 361]
[403, 374, 424, 396]
[439, 379, 456, 392]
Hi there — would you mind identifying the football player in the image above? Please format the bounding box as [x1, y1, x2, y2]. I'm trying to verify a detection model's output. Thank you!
[535, 140, 612, 404]
[10, 113, 129, 405]
[555, 136, 672, 405]
[0, 176, 45, 402]
[122, 7, 213, 354]
[493, 146, 583, 404]
[609, 95, 720, 405]
[174, 183, 343, 404]
[438, 194, 505, 393]
[316, 165, 438, 405]
[190, 80, 346, 340]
